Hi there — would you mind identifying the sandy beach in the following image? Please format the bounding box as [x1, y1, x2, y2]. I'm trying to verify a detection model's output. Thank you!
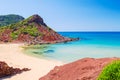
[0, 43, 63, 80]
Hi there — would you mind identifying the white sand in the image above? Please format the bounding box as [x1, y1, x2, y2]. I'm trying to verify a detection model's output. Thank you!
[0, 43, 63, 80]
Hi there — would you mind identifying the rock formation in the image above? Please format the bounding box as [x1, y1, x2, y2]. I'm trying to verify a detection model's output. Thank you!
[0, 61, 30, 78]
[40, 58, 120, 80]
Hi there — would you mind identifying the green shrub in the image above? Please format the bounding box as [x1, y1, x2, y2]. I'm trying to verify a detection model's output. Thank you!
[97, 60, 120, 80]
[20, 25, 41, 37]
[10, 32, 18, 39]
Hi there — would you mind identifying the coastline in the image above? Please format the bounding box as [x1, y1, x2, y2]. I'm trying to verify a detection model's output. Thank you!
[0, 43, 63, 80]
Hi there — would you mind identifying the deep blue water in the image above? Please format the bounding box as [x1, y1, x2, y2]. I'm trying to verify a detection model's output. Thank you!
[24, 32, 120, 63]
[59, 32, 120, 46]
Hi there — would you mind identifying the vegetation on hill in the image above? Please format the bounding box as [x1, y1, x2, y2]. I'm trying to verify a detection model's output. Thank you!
[0, 14, 74, 44]
[0, 15, 44, 42]
[0, 14, 24, 26]
[97, 60, 120, 80]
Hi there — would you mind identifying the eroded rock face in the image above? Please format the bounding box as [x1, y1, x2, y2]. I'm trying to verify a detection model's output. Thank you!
[28, 14, 47, 26]
[39, 58, 120, 80]
[0, 61, 30, 78]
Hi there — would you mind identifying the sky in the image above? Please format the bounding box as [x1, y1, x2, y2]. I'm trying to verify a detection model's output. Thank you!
[0, 0, 120, 31]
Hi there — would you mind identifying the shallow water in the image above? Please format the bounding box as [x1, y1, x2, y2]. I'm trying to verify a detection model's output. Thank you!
[24, 32, 120, 63]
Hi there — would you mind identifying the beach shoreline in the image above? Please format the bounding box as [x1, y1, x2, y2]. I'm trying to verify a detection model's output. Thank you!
[0, 43, 63, 80]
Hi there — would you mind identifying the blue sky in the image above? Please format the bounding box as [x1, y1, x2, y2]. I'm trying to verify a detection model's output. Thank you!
[0, 0, 120, 31]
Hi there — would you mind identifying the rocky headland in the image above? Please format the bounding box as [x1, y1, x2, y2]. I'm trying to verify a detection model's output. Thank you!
[0, 14, 79, 44]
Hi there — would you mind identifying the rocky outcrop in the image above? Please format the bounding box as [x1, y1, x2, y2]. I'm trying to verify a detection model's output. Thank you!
[0, 61, 30, 78]
[0, 14, 79, 44]
[39, 58, 120, 80]
[28, 14, 47, 26]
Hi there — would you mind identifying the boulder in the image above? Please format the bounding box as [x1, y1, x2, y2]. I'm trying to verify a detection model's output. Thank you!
[0, 61, 30, 78]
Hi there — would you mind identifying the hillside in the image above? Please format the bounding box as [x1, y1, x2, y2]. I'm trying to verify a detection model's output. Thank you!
[0, 14, 78, 44]
[0, 14, 24, 26]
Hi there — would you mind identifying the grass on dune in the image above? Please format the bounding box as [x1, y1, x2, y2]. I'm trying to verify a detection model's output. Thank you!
[97, 60, 120, 80]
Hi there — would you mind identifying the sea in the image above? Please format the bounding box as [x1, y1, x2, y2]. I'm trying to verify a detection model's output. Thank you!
[24, 32, 120, 63]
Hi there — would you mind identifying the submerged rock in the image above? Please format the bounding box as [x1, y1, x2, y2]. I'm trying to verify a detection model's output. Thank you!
[0, 61, 30, 78]
[44, 50, 54, 53]
[39, 57, 120, 80]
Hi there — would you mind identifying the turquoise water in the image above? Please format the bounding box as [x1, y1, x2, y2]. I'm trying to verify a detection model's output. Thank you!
[24, 32, 120, 63]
